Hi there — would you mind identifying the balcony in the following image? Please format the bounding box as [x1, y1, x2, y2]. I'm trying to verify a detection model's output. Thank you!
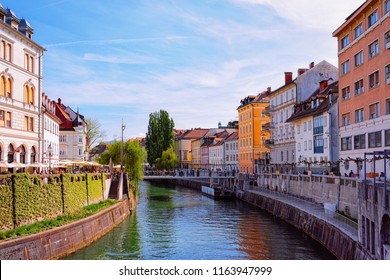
[313, 126, 323, 135]
[314, 146, 324, 154]
[265, 139, 274, 146]
[262, 122, 270, 131]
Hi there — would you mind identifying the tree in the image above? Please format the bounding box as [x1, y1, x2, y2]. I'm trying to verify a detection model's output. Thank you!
[86, 118, 106, 151]
[99, 141, 144, 188]
[145, 110, 175, 166]
[156, 147, 179, 170]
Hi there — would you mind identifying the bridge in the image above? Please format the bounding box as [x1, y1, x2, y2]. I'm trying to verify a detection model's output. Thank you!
[143, 175, 235, 180]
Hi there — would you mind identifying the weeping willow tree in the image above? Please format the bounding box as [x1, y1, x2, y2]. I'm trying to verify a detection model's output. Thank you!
[99, 140, 144, 192]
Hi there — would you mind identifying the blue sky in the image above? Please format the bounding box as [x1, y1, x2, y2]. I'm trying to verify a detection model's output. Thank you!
[2, 0, 364, 141]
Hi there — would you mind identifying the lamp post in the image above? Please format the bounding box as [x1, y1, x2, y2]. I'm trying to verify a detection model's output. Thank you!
[47, 144, 53, 172]
[121, 119, 126, 171]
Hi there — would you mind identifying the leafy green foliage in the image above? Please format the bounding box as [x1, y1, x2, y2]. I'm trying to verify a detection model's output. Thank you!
[145, 109, 175, 166]
[99, 141, 144, 188]
[156, 147, 179, 170]
[0, 200, 117, 241]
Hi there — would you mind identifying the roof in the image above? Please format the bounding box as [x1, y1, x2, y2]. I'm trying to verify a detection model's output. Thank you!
[225, 131, 238, 141]
[286, 81, 338, 123]
[181, 128, 209, 140]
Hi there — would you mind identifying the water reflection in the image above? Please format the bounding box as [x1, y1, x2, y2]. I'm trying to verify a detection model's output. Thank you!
[64, 181, 336, 260]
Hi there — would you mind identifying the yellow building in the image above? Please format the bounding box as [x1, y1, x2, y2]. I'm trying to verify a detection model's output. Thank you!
[237, 91, 271, 174]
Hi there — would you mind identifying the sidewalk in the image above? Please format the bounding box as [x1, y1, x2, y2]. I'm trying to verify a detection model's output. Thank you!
[247, 187, 359, 241]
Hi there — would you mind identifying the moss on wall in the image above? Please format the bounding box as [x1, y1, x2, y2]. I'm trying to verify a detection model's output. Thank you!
[0, 173, 107, 231]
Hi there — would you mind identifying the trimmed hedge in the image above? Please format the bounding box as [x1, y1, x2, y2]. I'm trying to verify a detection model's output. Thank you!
[0, 173, 107, 231]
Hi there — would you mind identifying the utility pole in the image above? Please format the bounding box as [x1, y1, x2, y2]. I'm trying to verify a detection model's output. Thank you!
[121, 119, 126, 171]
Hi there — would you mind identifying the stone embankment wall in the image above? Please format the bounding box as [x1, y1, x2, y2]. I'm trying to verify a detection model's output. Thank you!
[0, 198, 132, 260]
[251, 174, 358, 219]
[236, 191, 372, 260]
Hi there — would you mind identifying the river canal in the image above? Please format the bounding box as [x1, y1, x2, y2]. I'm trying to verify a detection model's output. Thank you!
[64, 180, 336, 260]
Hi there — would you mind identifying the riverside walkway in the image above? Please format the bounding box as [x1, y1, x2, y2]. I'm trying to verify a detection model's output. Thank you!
[246, 185, 358, 241]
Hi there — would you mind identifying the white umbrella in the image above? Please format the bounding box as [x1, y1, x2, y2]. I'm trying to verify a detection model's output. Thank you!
[0, 161, 10, 168]
[8, 162, 27, 168]
[28, 162, 49, 168]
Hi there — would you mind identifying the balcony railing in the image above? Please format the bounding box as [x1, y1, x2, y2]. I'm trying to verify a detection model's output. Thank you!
[0, 95, 39, 113]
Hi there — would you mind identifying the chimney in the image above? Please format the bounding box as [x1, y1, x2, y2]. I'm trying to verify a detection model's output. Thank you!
[320, 80, 328, 91]
[58, 98, 61, 105]
[267, 87, 271, 93]
[309, 62, 315, 69]
[297, 68, 308, 76]
[284, 72, 293, 84]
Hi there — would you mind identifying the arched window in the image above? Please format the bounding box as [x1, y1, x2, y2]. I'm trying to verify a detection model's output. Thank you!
[7, 144, 14, 163]
[20, 146, 26, 164]
[24, 85, 29, 103]
[25, 54, 29, 71]
[1, 41, 5, 59]
[6, 78, 12, 98]
[30, 147, 36, 163]
[30, 87, 34, 105]
[0, 76, 5, 96]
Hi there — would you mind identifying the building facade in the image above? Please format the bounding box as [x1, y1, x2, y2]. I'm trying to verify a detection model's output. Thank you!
[42, 93, 61, 168]
[224, 131, 238, 172]
[0, 6, 44, 171]
[333, 0, 390, 176]
[54, 98, 88, 161]
[237, 91, 270, 174]
[287, 80, 339, 174]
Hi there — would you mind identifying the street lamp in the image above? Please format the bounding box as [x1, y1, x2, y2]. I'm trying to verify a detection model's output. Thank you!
[121, 119, 126, 171]
[47, 144, 53, 172]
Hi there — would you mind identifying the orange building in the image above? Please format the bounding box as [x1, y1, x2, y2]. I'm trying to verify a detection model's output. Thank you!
[237, 90, 270, 174]
[333, 0, 390, 176]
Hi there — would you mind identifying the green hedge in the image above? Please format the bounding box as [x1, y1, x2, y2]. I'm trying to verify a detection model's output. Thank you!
[0, 173, 107, 231]
[0, 177, 13, 230]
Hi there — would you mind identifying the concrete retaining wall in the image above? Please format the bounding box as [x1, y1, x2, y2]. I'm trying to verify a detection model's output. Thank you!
[237, 190, 372, 260]
[0, 199, 132, 260]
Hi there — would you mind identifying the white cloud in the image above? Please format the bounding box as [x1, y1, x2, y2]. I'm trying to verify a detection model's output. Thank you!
[231, 0, 364, 30]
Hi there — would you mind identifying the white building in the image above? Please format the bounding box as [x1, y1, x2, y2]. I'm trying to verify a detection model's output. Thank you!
[286, 80, 339, 174]
[224, 131, 238, 172]
[0, 6, 44, 171]
[268, 61, 338, 173]
[42, 93, 61, 168]
[209, 141, 224, 170]
[54, 98, 88, 161]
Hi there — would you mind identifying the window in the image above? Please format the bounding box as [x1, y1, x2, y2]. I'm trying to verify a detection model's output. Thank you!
[314, 135, 324, 153]
[369, 103, 380, 119]
[313, 116, 324, 134]
[354, 23, 363, 39]
[355, 51, 364, 67]
[308, 120, 312, 131]
[0, 110, 4, 126]
[342, 86, 350, 101]
[304, 122, 307, 131]
[304, 141, 307, 151]
[368, 131, 382, 148]
[342, 113, 351, 126]
[341, 137, 352, 151]
[1, 40, 12, 62]
[385, 30, 390, 49]
[368, 10, 378, 28]
[297, 125, 300, 134]
[386, 99, 390, 115]
[5, 111, 11, 128]
[354, 134, 366, 149]
[341, 60, 350, 75]
[355, 108, 364, 123]
[309, 140, 312, 150]
[354, 79, 364, 95]
[369, 71, 380, 89]
[298, 143, 301, 152]
[368, 40, 379, 58]
[386, 129, 390, 146]
[385, 64, 390, 83]
[341, 35, 350, 49]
